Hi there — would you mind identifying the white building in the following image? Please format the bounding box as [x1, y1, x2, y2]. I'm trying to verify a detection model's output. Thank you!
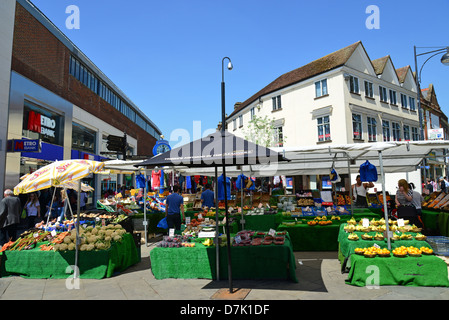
[227, 41, 421, 193]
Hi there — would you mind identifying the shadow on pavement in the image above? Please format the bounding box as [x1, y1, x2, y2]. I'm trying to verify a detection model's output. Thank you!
[200, 251, 337, 292]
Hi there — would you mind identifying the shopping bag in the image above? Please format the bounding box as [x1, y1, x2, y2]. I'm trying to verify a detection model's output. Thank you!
[330, 168, 341, 183]
[21, 208, 27, 219]
[157, 217, 168, 229]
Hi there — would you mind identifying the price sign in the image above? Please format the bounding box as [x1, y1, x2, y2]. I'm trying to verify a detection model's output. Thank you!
[362, 218, 369, 227]
[185, 217, 191, 225]
[169, 228, 175, 237]
[397, 219, 404, 227]
[198, 213, 203, 220]
[268, 228, 276, 237]
[235, 235, 241, 244]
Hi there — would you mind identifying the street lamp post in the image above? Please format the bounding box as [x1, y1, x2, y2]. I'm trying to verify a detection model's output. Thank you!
[414, 46, 449, 140]
[413, 46, 449, 181]
[221, 56, 233, 293]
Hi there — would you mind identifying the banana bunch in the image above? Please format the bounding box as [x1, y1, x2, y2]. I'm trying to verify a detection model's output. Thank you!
[202, 238, 214, 247]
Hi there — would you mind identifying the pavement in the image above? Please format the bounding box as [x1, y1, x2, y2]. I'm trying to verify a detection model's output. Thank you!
[0, 236, 448, 301]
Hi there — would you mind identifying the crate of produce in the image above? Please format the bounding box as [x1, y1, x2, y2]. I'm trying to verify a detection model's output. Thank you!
[301, 207, 315, 217]
[315, 208, 327, 216]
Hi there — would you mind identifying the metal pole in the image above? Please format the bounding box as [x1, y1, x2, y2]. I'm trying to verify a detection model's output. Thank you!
[346, 154, 354, 215]
[214, 166, 219, 281]
[74, 179, 81, 278]
[221, 57, 233, 293]
[378, 151, 391, 250]
[144, 169, 149, 246]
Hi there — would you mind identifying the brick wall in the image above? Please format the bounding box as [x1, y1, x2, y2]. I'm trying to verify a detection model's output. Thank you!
[11, 2, 157, 156]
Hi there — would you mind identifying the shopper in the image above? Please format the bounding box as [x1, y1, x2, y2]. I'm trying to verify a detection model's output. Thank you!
[24, 192, 41, 229]
[201, 184, 215, 208]
[395, 179, 419, 224]
[0, 189, 22, 246]
[165, 185, 184, 231]
[439, 177, 446, 192]
[409, 183, 424, 228]
[79, 191, 88, 211]
[424, 178, 433, 194]
[352, 175, 374, 208]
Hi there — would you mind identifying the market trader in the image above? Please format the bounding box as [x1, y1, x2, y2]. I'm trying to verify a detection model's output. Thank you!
[165, 185, 184, 231]
[201, 184, 215, 208]
[0, 189, 22, 246]
[352, 175, 374, 207]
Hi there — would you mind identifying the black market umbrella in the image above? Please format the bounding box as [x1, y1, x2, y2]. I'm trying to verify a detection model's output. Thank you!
[137, 131, 289, 291]
[138, 131, 288, 168]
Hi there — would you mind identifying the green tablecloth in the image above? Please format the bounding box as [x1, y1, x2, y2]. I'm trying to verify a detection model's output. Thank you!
[346, 253, 449, 287]
[277, 223, 341, 251]
[0, 233, 139, 279]
[239, 213, 283, 231]
[337, 224, 432, 261]
[438, 211, 449, 236]
[149, 235, 297, 282]
[421, 210, 440, 231]
[276, 212, 385, 252]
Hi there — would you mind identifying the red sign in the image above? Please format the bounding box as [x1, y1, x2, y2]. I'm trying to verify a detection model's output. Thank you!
[28, 111, 41, 133]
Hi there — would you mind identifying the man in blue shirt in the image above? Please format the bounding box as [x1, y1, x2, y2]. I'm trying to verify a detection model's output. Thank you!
[201, 184, 215, 208]
[165, 185, 184, 230]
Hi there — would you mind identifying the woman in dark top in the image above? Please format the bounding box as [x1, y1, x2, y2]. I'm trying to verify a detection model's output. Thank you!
[395, 179, 419, 226]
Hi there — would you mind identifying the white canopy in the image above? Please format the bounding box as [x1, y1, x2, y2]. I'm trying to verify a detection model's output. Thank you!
[101, 159, 146, 174]
[171, 140, 449, 177]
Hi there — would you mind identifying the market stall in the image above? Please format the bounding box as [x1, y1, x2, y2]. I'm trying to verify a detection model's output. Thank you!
[12, 160, 141, 279]
[137, 131, 289, 291]
[149, 231, 297, 282]
[345, 254, 449, 287]
[337, 217, 449, 287]
[0, 225, 139, 279]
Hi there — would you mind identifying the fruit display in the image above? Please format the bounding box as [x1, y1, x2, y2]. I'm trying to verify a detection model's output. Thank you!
[414, 233, 427, 241]
[157, 235, 196, 248]
[318, 220, 332, 226]
[354, 245, 433, 258]
[335, 194, 346, 205]
[307, 221, 317, 226]
[406, 246, 422, 257]
[421, 246, 434, 255]
[53, 224, 127, 252]
[347, 217, 357, 225]
[202, 238, 214, 247]
[1, 224, 128, 253]
[366, 194, 381, 206]
[392, 247, 407, 257]
[361, 233, 373, 240]
[373, 233, 384, 241]
[297, 198, 314, 206]
[229, 230, 286, 247]
[348, 233, 359, 241]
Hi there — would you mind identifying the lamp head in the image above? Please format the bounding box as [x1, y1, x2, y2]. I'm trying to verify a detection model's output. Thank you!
[227, 61, 233, 70]
[441, 49, 449, 66]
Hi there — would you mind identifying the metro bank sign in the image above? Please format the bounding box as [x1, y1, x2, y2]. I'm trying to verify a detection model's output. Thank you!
[28, 110, 56, 138]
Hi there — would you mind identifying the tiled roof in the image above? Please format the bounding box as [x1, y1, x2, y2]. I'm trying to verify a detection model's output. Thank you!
[227, 41, 362, 119]
[395, 65, 411, 83]
[371, 56, 389, 75]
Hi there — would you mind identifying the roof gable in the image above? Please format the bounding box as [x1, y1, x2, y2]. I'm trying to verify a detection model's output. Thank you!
[228, 41, 362, 118]
[396, 66, 417, 92]
[375, 56, 400, 85]
[345, 43, 377, 76]
[371, 56, 389, 75]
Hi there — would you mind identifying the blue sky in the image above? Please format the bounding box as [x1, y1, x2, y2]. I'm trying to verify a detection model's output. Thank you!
[31, 0, 449, 145]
